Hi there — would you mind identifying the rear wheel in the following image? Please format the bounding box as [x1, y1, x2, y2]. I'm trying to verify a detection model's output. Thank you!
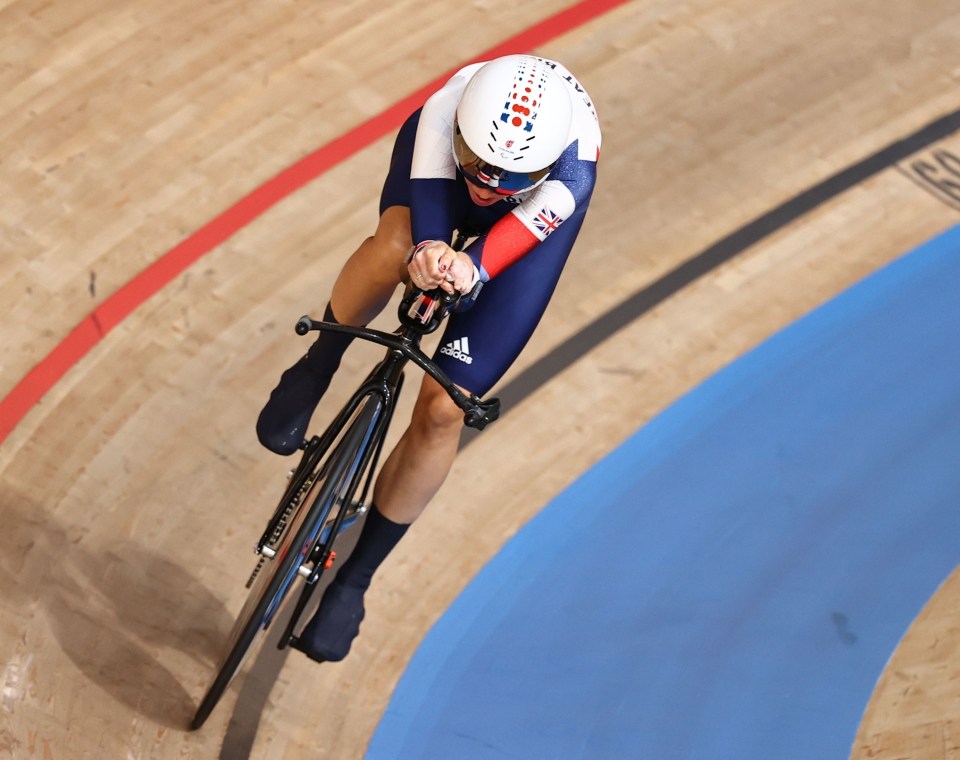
[191, 395, 382, 729]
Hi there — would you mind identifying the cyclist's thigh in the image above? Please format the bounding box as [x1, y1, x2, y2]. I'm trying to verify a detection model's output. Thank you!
[433, 212, 587, 397]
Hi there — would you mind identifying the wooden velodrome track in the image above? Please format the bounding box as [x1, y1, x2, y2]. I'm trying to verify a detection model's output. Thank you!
[2, 0, 959, 757]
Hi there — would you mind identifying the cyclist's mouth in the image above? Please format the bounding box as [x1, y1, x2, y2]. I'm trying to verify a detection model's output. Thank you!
[465, 181, 502, 207]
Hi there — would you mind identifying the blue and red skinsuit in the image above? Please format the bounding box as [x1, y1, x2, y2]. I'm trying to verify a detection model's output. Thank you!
[380, 58, 601, 395]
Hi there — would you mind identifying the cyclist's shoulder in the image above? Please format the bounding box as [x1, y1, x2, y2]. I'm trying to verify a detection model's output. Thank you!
[428, 61, 487, 103]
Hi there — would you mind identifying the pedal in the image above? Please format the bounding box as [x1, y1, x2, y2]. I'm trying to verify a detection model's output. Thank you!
[297, 548, 335, 580]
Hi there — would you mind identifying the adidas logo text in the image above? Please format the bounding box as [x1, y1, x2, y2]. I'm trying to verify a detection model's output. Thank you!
[440, 337, 473, 364]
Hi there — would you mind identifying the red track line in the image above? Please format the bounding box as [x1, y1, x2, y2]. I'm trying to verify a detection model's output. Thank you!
[0, 0, 630, 447]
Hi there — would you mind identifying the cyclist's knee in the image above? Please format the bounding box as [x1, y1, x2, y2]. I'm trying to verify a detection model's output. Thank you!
[410, 379, 464, 436]
[371, 206, 413, 267]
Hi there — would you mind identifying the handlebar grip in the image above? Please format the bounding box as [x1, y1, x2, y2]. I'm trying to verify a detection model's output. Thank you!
[295, 316, 313, 336]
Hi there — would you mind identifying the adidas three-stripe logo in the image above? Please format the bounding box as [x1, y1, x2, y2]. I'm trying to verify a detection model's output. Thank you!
[440, 337, 473, 364]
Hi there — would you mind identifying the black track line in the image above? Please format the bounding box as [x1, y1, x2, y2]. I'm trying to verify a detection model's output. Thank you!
[461, 107, 960, 447]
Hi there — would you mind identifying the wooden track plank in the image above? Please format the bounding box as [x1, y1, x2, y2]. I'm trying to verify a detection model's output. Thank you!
[0, 0, 576, 403]
[1, 0, 959, 758]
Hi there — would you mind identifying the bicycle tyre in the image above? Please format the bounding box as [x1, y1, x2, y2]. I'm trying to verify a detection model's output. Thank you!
[191, 395, 383, 729]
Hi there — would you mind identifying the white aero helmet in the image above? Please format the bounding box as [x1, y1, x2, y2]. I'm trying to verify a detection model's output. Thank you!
[453, 55, 573, 195]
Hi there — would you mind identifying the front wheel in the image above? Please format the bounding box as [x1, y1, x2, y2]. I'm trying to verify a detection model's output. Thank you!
[190, 396, 382, 730]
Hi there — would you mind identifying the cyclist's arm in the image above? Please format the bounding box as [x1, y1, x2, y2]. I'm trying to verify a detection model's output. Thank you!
[464, 143, 598, 282]
[407, 63, 479, 246]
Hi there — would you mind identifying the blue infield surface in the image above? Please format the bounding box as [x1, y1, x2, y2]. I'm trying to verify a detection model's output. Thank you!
[367, 225, 960, 759]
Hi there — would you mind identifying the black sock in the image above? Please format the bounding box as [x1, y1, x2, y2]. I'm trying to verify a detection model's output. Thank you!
[303, 302, 355, 382]
[334, 505, 409, 592]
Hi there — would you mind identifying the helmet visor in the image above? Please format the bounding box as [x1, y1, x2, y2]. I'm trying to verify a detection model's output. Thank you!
[453, 126, 553, 196]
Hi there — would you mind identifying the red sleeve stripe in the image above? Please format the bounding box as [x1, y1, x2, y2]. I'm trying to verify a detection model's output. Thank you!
[480, 213, 539, 279]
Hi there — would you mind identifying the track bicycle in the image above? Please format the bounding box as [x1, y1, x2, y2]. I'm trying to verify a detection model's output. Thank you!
[191, 232, 500, 730]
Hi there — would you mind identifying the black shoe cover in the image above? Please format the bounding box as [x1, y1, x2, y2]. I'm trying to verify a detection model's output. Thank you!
[294, 581, 366, 662]
[255, 357, 330, 455]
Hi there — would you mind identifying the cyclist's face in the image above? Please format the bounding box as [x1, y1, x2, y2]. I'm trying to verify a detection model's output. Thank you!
[465, 179, 502, 207]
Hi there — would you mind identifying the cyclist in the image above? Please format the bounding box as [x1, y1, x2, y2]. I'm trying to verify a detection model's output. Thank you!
[256, 54, 601, 662]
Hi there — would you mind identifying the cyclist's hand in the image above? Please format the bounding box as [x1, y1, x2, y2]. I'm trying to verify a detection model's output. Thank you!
[437, 250, 479, 295]
[409, 241, 478, 295]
